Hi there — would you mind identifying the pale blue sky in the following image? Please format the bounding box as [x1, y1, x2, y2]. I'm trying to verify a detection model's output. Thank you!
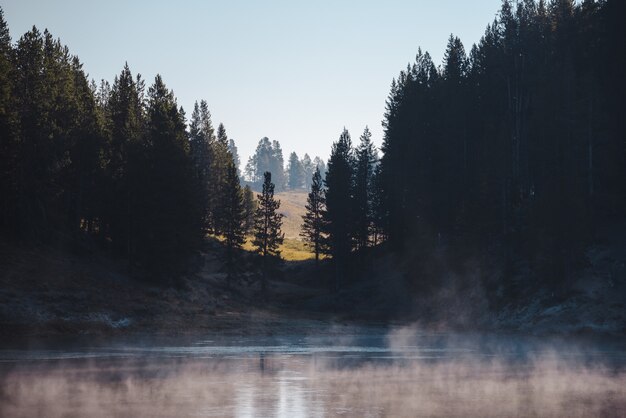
[3, 0, 503, 166]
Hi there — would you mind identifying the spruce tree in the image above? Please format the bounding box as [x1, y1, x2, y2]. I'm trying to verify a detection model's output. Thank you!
[300, 167, 326, 263]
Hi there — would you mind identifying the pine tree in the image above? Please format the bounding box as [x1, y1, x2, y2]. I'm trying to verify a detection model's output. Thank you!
[313, 156, 326, 181]
[103, 63, 144, 260]
[216, 122, 228, 146]
[136, 74, 202, 277]
[287, 151, 304, 190]
[0, 7, 18, 235]
[323, 128, 355, 287]
[244, 137, 286, 191]
[353, 126, 378, 250]
[227, 138, 241, 178]
[189, 100, 215, 233]
[301, 153, 314, 190]
[247, 137, 273, 188]
[252, 172, 284, 258]
[242, 184, 256, 233]
[220, 161, 246, 268]
[300, 167, 326, 263]
[370, 163, 386, 246]
[210, 122, 232, 234]
[271, 140, 286, 191]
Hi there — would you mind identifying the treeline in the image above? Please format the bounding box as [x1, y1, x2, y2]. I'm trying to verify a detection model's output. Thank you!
[244, 137, 326, 192]
[0, 11, 259, 278]
[299, 126, 382, 283]
[377, 0, 625, 292]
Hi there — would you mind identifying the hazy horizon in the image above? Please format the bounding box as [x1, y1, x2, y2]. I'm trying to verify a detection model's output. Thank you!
[3, 0, 502, 166]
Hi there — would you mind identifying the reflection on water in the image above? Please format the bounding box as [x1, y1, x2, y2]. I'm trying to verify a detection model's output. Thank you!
[0, 332, 625, 417]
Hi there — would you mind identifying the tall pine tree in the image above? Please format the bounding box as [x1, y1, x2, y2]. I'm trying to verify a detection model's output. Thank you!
[300, 167, 326, 263]
[220, 160, 246, 271]
[353, 126, 378, 250]
[323, 128, 355, 287]
[252, 172, 284, 259]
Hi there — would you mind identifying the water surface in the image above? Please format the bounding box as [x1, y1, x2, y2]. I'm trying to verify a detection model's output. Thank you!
[1, 329, 624, 417]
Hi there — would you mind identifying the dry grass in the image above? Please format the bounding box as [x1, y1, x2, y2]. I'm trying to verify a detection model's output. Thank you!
[242, 237, 316, 261]
[215, 190, 316, 261]
[275, 190, 308, 240]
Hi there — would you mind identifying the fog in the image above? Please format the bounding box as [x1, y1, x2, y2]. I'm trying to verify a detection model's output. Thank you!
[1, 329, 624, 417]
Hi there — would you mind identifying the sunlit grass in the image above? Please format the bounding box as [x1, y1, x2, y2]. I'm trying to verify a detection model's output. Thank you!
[242, 237, 317, 261]
[211, 234, 316, 261]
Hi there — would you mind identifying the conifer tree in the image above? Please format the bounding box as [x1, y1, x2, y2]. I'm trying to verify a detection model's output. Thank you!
[220, 161, 246, 267]
[244, 137, 287, 191]
[301, 153, 314, 190]
[300, 167, 326, 263]
[103, 63, 144, 260]
[242, 184, 256, 233]
[313, 156, 326, 181]
[227, 138, 241, 178]
[189, 100, 214, 232]
[0, 8, 18, 235]
[136, 74, 201, 276]
[287, 151, 304, 190]
[323, 128, 355, 286]
[370, 163, 386, 246]
[210, 122, 233, 234]
[353, 126, 378, 250]
[252, 172, 284, 259]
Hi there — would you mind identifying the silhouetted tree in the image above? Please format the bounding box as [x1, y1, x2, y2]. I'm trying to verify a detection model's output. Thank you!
[300, 167, 326, 263]
[134, 74, 202, 277]
[220, 161, 246, 272]
[323, 128, 354, 287]
[0, 9, 18, 236]
[242, 184, 256, 233]
[252, 172, 284, 259]
[189, 100, 214, 233]
[353, 126, 378, 250]
[102, 63, 144, 261]
[227, 138, 241, 178]
[313, 156, 326, 181]
[210, 122, 233, 234]
[252, 172, 284, 292]
[377, 0, 623, 297]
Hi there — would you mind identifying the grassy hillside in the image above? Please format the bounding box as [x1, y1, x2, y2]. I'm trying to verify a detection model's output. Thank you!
[275, 190, 308, 240]
[239, 189, 315, 261]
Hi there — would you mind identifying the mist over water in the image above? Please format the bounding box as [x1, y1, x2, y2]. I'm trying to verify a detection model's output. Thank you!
[1, 330, 625, 417]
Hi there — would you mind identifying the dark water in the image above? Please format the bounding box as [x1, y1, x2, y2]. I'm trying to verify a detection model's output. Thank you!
[1, 329, 625, 417]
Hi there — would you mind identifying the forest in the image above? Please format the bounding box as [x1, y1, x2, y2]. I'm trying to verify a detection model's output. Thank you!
[0, 0, 625, 310]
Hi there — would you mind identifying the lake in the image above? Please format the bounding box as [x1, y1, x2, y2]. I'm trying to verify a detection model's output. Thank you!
[1, 328, 625, 417]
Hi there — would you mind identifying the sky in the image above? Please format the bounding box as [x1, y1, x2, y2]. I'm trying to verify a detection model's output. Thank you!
[3, 0, 503, 167]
